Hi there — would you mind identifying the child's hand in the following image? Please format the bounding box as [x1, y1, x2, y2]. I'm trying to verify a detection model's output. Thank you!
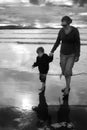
[32, 65, 34, 69]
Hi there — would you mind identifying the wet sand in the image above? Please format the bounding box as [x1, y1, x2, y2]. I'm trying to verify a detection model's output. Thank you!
[0, 105, 87, 130]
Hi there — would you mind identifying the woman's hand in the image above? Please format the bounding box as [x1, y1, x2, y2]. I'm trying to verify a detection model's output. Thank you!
[49, 52, 54, 57]
[75, 57, 79, 62]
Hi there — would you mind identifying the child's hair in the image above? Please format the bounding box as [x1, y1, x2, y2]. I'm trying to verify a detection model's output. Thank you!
[36, 47, 44, 54]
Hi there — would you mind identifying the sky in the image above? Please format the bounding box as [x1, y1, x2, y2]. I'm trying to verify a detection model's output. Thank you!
[0, 0, 73, 5]
[0, 0, 73, 6]
[0, 0, 29, 3]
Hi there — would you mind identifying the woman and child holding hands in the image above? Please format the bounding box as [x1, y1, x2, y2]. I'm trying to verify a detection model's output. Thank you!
[32, 16, 81, 95]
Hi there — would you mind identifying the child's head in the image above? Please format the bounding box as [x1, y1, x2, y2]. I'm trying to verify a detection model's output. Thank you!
[36, 47, 44, 57]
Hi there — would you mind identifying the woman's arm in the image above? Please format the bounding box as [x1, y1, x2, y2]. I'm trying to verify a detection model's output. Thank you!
[48, 55, 53, 63]
[51, 29, 61, 53]
[74, 28, 81, 58]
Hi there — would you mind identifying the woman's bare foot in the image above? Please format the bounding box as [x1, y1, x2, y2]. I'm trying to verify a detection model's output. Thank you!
[62, 87, 70, 95]
[60, 73, 63, 79]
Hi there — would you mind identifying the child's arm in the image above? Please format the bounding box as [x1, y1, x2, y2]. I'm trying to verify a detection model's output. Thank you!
[32, 57, 38, 68]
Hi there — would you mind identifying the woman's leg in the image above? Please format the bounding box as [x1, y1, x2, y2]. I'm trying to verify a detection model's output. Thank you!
[64, 55, 75, 94]
[65, 76, 71, 88]
[60, 54, 67, 76]
[64, 76, 71, 94]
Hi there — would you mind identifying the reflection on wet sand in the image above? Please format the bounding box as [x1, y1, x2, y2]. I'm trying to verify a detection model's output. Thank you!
[32, 88, 75, 130]
[32, 88, 51, 128]
[0, 77, 87, 130]
[0, 68, 39, 109]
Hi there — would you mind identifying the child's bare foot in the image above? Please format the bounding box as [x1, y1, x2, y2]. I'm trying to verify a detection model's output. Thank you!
[38, 86, 45, 91]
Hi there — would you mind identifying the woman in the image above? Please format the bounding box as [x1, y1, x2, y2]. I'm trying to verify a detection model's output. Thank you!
[50, 16, 81, 95]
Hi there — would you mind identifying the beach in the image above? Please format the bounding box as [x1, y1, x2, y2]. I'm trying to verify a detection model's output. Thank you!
[0, 4, 87, 130]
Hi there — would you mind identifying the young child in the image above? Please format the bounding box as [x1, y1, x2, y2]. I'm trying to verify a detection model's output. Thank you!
[32, 47, 53, 91]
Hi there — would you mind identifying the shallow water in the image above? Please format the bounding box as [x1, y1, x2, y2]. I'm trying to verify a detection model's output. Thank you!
[0, 29, 87, 44]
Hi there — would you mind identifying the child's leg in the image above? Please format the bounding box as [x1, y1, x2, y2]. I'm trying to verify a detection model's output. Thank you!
[41, 82, 46, 91]
[39, 82, 46, 91]
[42, 82, 46, 88]
[39, 74, 47, 91]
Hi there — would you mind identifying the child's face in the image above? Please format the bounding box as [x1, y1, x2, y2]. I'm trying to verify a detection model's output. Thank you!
[38, 51, 44, 57]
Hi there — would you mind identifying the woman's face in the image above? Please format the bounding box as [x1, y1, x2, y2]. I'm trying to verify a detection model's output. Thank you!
[61, 21, 69, 28]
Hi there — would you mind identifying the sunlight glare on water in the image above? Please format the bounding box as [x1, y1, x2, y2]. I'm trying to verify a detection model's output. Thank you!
[0, 43, 31, 69]
[18, 94, 33, 111]
[22, 96, 32, 110]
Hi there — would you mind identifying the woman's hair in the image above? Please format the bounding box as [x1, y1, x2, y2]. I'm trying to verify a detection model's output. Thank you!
[36, 47, 44, 53]
[61, 16, 72, 24]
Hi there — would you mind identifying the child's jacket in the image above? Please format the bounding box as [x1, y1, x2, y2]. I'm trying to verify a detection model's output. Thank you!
[33, 54, 53, 74]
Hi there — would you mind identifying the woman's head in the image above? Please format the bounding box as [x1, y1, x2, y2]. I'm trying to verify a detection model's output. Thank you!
[61, 16, 72, 27]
